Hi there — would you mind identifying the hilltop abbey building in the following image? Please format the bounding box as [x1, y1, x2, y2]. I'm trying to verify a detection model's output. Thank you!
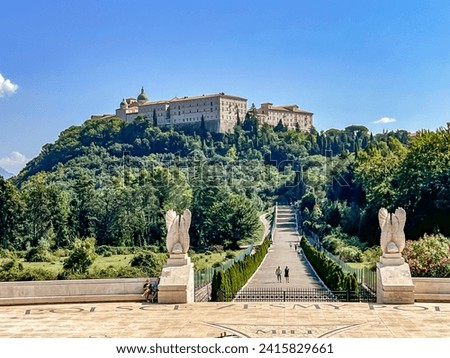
[110, 87, 313, 133]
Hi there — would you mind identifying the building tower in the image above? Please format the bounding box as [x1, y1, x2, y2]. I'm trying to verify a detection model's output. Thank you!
[137, 86, 149, 104]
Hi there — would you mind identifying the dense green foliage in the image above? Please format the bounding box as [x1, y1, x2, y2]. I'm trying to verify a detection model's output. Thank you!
[300, 237, 357, 290]
[3, 115, 392, 253]
[62, 238, 97, 274]
[0, 111, 448, 280]
[299, 128, 450, 249]
[211, 237, 270, 301]
[403, 234, 450, 278]
[130, 250, 167, 277]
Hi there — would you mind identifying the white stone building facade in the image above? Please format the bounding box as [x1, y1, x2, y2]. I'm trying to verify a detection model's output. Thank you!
[256, 103, 313, 131]
[115, 88, 247, 133]
[113, 88, 313, 133]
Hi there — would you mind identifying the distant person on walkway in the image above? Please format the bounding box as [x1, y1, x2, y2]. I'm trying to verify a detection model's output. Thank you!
[284, 266, 290, 283]
[275, 266, 282, 282]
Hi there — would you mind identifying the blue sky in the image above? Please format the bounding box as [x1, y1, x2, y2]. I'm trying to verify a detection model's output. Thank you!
[1, 0, 449, 174]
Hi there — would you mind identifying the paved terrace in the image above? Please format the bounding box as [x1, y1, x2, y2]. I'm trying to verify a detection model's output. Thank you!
[1, 301, 449, 338]
[245, 205, 324, 289]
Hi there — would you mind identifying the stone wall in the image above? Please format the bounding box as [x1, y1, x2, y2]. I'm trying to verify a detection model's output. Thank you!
[0, 278, 152, 306]
[413, 277, 450, 302]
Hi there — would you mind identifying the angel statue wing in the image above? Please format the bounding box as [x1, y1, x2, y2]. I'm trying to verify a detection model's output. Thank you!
[165, 209, 179, 254]
[178, 209, 192, 253]
[378, 207, 389, 230]
[378, 207, 389, 254]
[392, 207, 406, 253]
[394, 207, 406, 232]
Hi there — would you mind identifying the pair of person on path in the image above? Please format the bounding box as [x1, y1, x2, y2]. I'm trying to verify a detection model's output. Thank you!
[275, 266, 289, 283]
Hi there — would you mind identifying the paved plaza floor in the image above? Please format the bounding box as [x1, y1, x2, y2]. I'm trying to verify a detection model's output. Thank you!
[1, 301, 450, 338]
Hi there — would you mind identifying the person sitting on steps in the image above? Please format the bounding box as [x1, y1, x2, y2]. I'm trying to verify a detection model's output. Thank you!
[150, 278, 159, 303]
[142, 278, 151, 302]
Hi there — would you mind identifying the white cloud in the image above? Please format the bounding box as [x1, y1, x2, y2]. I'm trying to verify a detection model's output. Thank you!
[0, 73, 19, 97]
[0, 151, 29, 174]
[373, 117, 396, 124]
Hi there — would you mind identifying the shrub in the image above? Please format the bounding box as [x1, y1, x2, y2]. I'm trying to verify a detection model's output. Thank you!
[0, 249, 18, 260]
[17, 268, 58, 281]
[322, 229, 365, 262]
[91, 266, 147, 278]
[362, 246, 382, 270]
[63, 238, 97, 274]
[335, 246, 362, 262]
[225, 251, 235, 259]
[403, 234, 450, 278]
[25, 247, 56, 263]
[0, 258, 56, 281]
[211, 237, 270, 301]
[96, 246, 144, 256]
[130, 251, 167, 277]
[96, 245, 113, 255]
[208, 245, 224, 253]
[53, 248, 69, 258]
[300, 236, 357, 291]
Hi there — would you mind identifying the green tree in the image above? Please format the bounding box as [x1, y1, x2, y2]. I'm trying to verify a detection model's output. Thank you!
[152, 109, 158, 127]
[396, 130, 450, 237]
[21, 173, 57, 247]
[203, 193, 260, 249]
[274, 119, 286, 132]
[63, 237, 97, 274]
[0, 177, 22, 249]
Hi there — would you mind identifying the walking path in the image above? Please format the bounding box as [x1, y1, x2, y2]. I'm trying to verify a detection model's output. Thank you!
[244, 205, 324, 289]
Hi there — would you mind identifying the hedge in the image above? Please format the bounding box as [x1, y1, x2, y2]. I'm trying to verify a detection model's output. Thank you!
[211, 236, 270, 301]
[300, 236, 357, 291]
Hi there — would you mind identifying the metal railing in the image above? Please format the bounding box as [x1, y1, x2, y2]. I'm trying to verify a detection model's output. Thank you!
[225, 287, 376, 303]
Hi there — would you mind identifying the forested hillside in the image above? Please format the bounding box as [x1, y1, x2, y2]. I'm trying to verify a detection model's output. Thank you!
[1, 113, 448, 257]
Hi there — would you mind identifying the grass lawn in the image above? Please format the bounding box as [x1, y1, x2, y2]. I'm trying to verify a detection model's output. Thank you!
[347, 262, 371, 270]
[17, 254, 135, 274]
[13, 251, 240, 274]
[191, 250, 243, 271]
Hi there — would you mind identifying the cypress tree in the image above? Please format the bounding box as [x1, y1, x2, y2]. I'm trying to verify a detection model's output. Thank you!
[152, 109, 158, 127]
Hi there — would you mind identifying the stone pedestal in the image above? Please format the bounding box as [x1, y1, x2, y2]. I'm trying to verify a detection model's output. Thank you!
[376, 253, 414, 304]
[158, 253, 194, 304]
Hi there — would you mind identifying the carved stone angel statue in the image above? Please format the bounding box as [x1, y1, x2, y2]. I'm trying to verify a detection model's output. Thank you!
[165, 209, 192, 254]
[378, 207, 406, 255]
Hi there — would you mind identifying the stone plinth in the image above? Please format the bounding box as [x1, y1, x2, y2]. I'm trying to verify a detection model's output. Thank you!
[158, 253, 194, 304]
[376, 253, 414, 304]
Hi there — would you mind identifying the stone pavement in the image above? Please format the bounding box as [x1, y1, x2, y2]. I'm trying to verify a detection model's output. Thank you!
[1, 301, 450, 338]
[245, 205, 324, 289]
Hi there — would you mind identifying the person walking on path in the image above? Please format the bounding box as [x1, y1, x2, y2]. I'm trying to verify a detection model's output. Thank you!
[275, 266, 282, 283]
[284, 266, 290, 283]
